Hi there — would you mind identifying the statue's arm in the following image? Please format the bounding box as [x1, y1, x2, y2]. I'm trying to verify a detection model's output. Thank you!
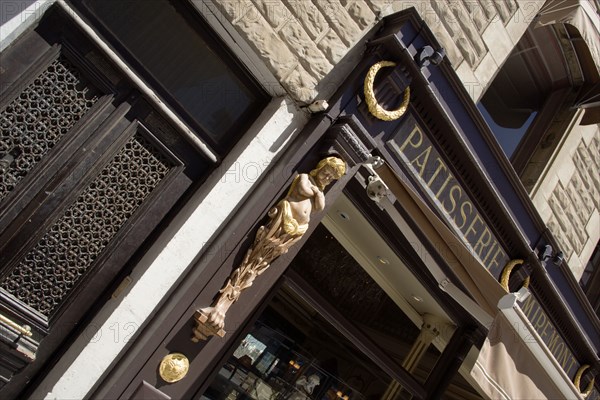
[313, 189, 325, 211]
[295, 174, 317, 198]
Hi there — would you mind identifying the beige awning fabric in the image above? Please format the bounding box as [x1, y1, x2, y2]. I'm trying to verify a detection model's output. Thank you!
[375, 165, 581, 399]
[470, 312, 566, 400]
[537, 0, 600, 74]
[377, 165, 506, 318]
[471, 293, 583, 400]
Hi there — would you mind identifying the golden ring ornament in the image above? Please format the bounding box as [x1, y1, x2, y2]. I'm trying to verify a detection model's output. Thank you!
[574, 364, 595, 398]
[500, 259, 530, 293]
[159, 353, 190, 383]
[363, 60, 410, 121]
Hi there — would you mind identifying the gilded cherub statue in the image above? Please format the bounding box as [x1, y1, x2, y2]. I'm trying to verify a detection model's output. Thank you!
[192, 157, 346, 341]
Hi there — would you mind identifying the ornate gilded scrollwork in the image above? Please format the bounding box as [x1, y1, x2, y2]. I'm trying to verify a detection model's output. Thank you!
[192, 157, 346, 342]
[574, 364, 595, 399]
[363, 61, 410, 121]
[500, 259, 529, 292]
[159, 353, 189, 383]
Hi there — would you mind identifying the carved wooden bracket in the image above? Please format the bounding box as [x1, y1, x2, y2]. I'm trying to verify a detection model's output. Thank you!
[326, 115, 375, 166]
[192, 157, 346, 341]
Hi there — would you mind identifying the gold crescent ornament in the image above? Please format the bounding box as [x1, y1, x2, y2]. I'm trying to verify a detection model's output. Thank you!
[364, 60, 410, 121]
[159, 353, 190, 383]
[574, 364, 595, 398]
[500, 259, 529, 292]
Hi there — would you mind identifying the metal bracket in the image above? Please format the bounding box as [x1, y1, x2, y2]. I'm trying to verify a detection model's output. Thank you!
[539, 244, 564, 265]
[416, 45, 446, 68]
[365, 155, 384, 169]
[363, 156, 389, 203]
[539, 245, 553, 262]
[366, 174, 389, 202]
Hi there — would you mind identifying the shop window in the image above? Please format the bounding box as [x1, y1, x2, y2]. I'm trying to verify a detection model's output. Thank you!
[73, 0, 269, 154]
[478, 24, 558, 162]
[200, 224, 485, 400]
[477, 101, 538, 158]
[202, 287, 393, 400]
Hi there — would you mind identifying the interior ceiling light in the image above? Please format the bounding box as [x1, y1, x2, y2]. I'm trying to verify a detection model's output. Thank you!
[411, 294, 424, 302]
[377, 256, 389, 265]
[337, 210, 350, 221]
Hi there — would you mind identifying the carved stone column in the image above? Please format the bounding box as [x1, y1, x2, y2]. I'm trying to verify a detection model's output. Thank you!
[382, 314, 447, 400]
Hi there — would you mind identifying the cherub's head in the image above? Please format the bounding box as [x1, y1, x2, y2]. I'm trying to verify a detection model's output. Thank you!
[310, 157, 346, 189]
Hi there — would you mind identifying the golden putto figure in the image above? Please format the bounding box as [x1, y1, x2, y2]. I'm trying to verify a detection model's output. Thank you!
[193, 157, 346, 341]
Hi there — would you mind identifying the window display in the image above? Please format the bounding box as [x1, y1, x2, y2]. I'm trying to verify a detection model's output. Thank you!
[203, 323, 371, 400]
[201, 288, 390, 400]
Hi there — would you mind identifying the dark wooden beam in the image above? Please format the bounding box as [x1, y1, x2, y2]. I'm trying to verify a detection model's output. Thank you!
[424, 327, 477, 399]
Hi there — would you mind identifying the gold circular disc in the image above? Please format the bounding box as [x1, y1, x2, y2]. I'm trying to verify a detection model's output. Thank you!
[159, 353, 190, 383]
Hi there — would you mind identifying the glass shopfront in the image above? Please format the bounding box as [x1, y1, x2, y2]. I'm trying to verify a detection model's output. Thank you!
[200, 219, 484, 400]
[202, 285, 392, 400]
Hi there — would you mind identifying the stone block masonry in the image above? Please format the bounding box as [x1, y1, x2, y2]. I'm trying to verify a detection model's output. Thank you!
[211, 0, 543, 104]
[211, 0, 383, 103]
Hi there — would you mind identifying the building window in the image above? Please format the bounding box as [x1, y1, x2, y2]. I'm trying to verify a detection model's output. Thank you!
[74, 0, 269, 154]
[477, 23, 564, 163]
[477, 21, 597, 190]
[477, 101, 537, 158]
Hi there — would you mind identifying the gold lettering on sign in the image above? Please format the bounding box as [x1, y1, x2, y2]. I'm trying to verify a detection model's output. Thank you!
[399, 125, 423, 152]
[454, 201, 472, 230]
[426, 159, 447, 187]
[410, 146, 432, 178]
[520, 295, 580, 378]
[441, 184, 459, 214]
[391, 121, 509, 276]
[487, 246, 505, 274]
[474, 226, 492, 257]
[435, 174, 454, 199]
[464, 214, 484, 243]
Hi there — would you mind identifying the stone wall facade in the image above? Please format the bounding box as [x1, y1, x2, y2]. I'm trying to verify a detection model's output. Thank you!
[208, 0, 543, 103]
[531, 116, 600, 279]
